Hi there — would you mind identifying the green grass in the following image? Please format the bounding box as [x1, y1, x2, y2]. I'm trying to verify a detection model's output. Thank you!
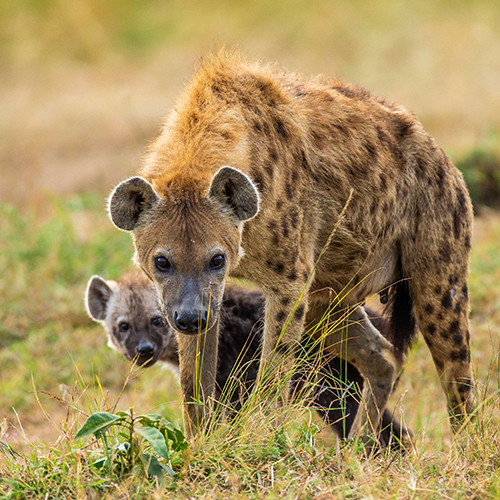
[1, 193, 500, 498]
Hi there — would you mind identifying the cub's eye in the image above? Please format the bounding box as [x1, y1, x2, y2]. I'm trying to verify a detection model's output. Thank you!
[209, 254, 225, 270]
[155, 256, 171, 272]
[152, 317, 163, 327]
[118, 322, 130, 332]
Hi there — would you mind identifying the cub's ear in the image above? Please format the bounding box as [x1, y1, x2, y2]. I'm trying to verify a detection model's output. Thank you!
[108, 177, 159, 231]
[86, 276, 115, 322]
[208, 166, 260, 221]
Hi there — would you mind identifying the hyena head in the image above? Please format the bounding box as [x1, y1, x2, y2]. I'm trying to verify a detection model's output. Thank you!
[85, 271, 177, 367]
[108, 167, 259, 336]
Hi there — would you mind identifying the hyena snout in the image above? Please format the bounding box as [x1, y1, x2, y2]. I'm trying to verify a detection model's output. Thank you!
[136, 341, 155, 360]
[174, 307, 209, 335]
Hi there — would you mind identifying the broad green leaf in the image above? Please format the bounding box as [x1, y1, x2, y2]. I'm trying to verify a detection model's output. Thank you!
[137, 414, 162, 427]
[136, 425, 169, 460]
[139, 453, 165, 485]
[75, 412, 123, 439]
[163, 423, 188, 451]
[160, 462, 175, 476]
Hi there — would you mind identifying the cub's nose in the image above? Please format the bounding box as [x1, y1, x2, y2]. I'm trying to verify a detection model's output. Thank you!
[136, 341, 155, 360]
[174, 310, 208, 334]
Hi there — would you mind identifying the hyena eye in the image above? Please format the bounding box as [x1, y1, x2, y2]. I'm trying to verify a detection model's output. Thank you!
[155, 256, 171, 272]
[152, 317, 163, 327]
[119, 322, 130, 332]
[209, 254, 225, 270]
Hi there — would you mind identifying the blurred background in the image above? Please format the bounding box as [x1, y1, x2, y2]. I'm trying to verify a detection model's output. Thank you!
[1, 0, 500, 447]
[2, 0, 500, 207]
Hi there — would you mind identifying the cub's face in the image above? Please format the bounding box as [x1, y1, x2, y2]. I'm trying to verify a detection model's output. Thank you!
[85, 271, 178, 368]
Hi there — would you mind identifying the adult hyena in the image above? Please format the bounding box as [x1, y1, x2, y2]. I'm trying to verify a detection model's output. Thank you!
[86, 270, 411, 447]
[108, 53, 475, 439]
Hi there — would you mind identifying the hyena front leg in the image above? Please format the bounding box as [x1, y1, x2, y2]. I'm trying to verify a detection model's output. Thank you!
[309, 303, 402, 442]
[176, 321, 219, 439]
[257, 284, 309, 403]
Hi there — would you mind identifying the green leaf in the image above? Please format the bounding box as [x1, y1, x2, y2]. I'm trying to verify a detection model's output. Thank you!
[136, 425, 169, 460]
[163, 422, 188, 451]
[137, 414, 163, 428]
[139, 453, 165, 485]
[75, 412, 123, 439]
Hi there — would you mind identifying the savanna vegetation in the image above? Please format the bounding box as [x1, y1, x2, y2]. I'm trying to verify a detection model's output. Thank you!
[1, 0, 500, 498]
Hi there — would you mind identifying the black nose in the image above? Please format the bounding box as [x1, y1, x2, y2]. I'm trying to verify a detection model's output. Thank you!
[174, 310, 208, 333]
[136, 342, 155, 359]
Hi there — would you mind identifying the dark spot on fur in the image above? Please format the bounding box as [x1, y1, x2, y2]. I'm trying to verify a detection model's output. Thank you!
[365, 141, 378, 160]
[290, 210, 299, 229]
[427, 323, 437, 335]
[464, 234, 471, 249]
[434, 285, 442, 294]
[274, 262, 285, 274]
[288, 270, 298, 281]
[276, 199, 283, 211]
[437, 165, 446, 191]
[274, 117, 289, 141]
[424, 303, 434, 315]
[302, 271, 309, 281]
[282, 220, 289, 238]
[253, 120, 263, 134]
[282, 297, 290, 307]
[449, 320, 462, 345]
[295, 304, 305, 321]
[451, 347, 469, 363]
[454, 300, 463, 315]
[440, 243, 451, 263]
[462, 284, 468, 298]
[457, 189, 467, 213]
[285, 183, 294, 200]
[276, 310, 287, 324]
[370, 200, 378, 215]
[441, 292, 452, 310]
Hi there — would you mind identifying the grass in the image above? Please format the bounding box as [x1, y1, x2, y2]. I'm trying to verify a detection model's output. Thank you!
[1, 193, 500, 498]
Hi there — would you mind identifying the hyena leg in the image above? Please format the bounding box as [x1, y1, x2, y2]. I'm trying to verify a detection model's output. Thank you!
[176, 321, 219, 439]
[411, 266, 475, 430]
[310, 303, 402, 440]
[257, 285, 309, 403]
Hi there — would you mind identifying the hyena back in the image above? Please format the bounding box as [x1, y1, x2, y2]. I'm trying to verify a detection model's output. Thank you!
[86, 270, 410, 447]
[108, 53, 475, 438]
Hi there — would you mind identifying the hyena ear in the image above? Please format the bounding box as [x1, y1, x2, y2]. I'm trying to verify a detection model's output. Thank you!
[208, 166, 260, 221]
[86, 276, 115, 322]
[108, 176, 159, 231]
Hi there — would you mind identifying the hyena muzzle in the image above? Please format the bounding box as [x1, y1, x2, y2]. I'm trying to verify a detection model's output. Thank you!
[86, 270, 411, 448]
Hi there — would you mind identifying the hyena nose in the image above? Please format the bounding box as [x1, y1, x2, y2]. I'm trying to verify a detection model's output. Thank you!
[137, 342, 155, 359]
[174, 310, 208, 334]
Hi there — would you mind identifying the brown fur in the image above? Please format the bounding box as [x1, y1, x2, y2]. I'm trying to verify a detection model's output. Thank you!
[109, 52, 475, 438]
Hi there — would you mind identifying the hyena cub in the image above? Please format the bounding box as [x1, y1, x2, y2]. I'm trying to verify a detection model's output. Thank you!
[86, 271, 410, 447]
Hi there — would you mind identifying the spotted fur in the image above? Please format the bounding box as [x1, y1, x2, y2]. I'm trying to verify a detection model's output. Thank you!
[108, 52, 475, 438]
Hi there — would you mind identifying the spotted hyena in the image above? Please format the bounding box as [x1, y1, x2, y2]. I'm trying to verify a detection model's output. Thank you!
[108, 53, 475, 438]
[86, 270, 410, 447]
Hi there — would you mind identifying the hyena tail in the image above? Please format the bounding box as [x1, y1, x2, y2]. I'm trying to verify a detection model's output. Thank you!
[384, 251, 417, 362]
